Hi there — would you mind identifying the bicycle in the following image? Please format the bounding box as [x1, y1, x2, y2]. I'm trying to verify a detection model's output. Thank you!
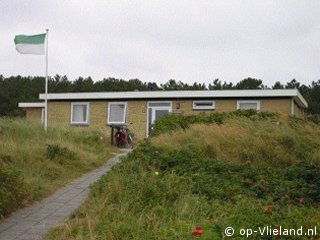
[114, 124, 134, 148]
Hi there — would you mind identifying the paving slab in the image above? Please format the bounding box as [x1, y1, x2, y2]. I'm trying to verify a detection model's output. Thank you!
[0, 151, 128, 240]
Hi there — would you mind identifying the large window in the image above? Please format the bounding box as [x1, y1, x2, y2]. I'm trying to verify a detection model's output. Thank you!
[193, 100, 215, 110]
[237, 100, 260, 110]
[108, 102, 127, 125]
[71, 102, 89, 124]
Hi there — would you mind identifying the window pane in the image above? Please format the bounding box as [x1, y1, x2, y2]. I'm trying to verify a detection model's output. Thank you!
[148, 108, 152, 126]
[195, 102, 213, 106]
[148, 108, 152, 134]
[109, 104, 125, 123]
[72, 104, 87, 122]
[155, 109, 169, 120]
[148, 102, 171, 107]
[239, 103, 258, 110]
[193, 100, 214, 109]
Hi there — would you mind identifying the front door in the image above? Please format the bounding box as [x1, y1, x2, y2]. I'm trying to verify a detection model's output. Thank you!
[147, 101, 172, 136]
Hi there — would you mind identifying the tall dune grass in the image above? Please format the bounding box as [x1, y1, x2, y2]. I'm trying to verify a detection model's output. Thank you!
[45, 114, 320, 239]
[0, 118, 115, 218]
[152, 116, 320, 168]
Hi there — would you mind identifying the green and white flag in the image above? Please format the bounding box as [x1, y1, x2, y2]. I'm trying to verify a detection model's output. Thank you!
[14, 33, 46, 55]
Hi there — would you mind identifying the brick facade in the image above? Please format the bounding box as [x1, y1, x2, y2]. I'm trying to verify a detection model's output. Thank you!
[25, 108, 42, 123]
[24, 97, 299, 141]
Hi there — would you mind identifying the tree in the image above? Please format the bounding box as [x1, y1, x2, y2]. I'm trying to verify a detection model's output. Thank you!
[208, 79, 222, 90]
[73, 77, 94, 92]
[161, 79, 187, 90]
[235, 78, 264, 89]
[208, 79, 234, 90]
[272, 81, 284, 89]
[302, 80, 320, 114]
[146, 82, 161, 91]
[1, 75, 320, 116]
[285, 79, 300, 89]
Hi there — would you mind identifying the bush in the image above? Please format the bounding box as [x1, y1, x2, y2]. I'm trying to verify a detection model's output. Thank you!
[129, 141, 320, 204]
[308, 114, 320, 125]
[44, 116, 320, 240]
[46, 144, 76, 162]
[151, 110, 278, 136]
[0, 167, 27, 218]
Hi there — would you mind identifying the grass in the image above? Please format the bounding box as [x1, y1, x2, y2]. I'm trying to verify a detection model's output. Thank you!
[44, 112, 320, 239]
[0, 118, 115, 218]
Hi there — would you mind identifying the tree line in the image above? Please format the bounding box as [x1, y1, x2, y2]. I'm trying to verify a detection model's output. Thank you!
[0, 75, 319, 116]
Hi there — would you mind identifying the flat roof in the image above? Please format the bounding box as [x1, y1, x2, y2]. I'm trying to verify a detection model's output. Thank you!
[18, 102, 45, 108]
[37, 89, 308, 108]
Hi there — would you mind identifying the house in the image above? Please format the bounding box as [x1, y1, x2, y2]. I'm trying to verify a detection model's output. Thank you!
[18, 89, 308, 141]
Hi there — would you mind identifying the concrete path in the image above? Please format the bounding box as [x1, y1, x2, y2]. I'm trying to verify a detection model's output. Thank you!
[0, 152, 128, 240]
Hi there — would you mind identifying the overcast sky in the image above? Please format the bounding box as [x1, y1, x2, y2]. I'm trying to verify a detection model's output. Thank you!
[1, 0, 320, 86]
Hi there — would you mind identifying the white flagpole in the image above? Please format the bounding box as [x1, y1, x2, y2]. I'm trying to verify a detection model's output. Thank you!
[44, 29, 49, 132]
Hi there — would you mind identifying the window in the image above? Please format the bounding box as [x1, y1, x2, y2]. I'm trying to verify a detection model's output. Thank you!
[237, 100, 260, 110]
[71, 102, 89, 124]
[108, 102, 127, 125]
[148, 102, 171, 107]
[193, 100, 215, 110]
[41, 108, 45, 124]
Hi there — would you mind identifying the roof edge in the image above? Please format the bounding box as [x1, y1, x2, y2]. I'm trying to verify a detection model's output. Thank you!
[38, 89, 308, 108]
[18, 102, 45, 108]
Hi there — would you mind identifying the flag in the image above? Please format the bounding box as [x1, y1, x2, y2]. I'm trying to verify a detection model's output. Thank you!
[14, 33, 46, 55]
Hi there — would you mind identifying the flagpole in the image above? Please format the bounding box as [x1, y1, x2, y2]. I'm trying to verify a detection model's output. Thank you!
[44, 29, 49, 132]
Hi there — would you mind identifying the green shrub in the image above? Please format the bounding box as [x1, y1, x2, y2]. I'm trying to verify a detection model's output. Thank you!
[1, 154, 13, 164]
[0, 167, 27, 218]
[46, 144, 76, 162]
[45, 116, 320, 240]
[308, 114, 320, 125]
[151, 110, 278, 136]
[129, 141, 320, 205]
[278, 135, 296, 151]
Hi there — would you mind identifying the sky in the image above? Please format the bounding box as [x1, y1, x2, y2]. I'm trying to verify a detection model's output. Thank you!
[1, 0, 320, 86]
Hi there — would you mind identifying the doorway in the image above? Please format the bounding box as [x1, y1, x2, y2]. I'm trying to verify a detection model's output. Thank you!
[147, 101, 172, 136]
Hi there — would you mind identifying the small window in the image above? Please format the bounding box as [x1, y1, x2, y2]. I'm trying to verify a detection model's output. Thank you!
[237, 100, 260, 110]
[108, 102, 127, 125]
[193, 100, 215, 110]
[71, 102, 89, 124]
[148, 102, 171, 107]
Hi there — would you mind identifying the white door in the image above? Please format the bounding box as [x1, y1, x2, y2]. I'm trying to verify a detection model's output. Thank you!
[147, 101, 172, 136]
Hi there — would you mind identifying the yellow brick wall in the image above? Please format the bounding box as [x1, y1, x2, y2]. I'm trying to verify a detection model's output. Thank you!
[26, 108, 42, 123]
[293, 102, 303, 117]
[172, 99, 237, 115]
[260, 98, 291, 115]
[127, 101, 148, 140]
[43, 97, 298, 143]
[46, 101, 147, 141]
[48, 101, 111, 136]
[172, 98, 292, 115]
[90, 101, 110, 135]
[216, 99, 237, 112]
[48, 101, 70, 127]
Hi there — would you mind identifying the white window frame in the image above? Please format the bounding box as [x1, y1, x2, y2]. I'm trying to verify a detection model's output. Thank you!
[237, 100, 260, 111]
[107, 102, 127, 125]
[146, 101, 172, 138]
[70, 102, 90, 125]
[147, 101, 172, 108]
[193, 100, 215, 110]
